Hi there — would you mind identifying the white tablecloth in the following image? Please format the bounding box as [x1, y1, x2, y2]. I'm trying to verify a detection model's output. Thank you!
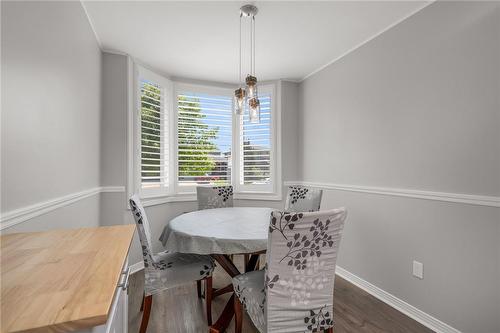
[159, 207, 274, 255]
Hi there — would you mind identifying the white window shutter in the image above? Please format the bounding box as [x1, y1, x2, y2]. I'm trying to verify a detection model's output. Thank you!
[239, 87, 274, 192]
[176, 90, 233, 188]
[137, 67, 171, 198]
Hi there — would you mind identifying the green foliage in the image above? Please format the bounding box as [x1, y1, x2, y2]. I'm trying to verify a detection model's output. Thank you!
[140, 84, 221, 184]
[177, 95, 219, 178]
[140, 82, 162, 182]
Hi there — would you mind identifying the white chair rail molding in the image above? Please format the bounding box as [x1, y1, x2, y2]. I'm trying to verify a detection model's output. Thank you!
[2, 1, 499, 333]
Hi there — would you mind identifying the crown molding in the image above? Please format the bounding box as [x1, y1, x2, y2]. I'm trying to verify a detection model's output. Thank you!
[80, 0, 102, 50]
[300, 1, 434, 82]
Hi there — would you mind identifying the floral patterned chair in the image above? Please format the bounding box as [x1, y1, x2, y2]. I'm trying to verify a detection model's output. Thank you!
[197, 185, 245, 264]
[197, 185, 234, 210]
[129, 195, 215, 333]
[232, 208, 347, 333]
[285, 185, 323, 212]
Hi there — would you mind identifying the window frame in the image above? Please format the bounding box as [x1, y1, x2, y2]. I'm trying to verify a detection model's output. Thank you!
[133, 65, 174, 199]
[233, 83, 281, 199]
[173, 82, 236, 195]
[129, 65, 282, 205]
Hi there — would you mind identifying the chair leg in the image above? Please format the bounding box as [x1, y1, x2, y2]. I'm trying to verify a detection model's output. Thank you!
[197, 280, 202, 298]
[139, 295, 152, 333]
[244, 254, 249, 272]
[234, 296, 243, 333]
[140, 291, 145, 311]
[205, 277, 213, 326]
[325, 328, 333, 333]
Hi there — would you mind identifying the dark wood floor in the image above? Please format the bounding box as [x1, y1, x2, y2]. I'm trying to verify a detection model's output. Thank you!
[128, 257, 434, 333]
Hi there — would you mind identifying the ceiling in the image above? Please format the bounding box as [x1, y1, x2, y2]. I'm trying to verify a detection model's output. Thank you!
[83, 1, 429, 84]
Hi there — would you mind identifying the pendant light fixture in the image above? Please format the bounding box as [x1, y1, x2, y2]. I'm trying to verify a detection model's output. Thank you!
[234, 4, 260, 123]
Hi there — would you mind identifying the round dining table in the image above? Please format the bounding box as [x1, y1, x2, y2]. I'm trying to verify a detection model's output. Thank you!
[159, 207, 275, 333]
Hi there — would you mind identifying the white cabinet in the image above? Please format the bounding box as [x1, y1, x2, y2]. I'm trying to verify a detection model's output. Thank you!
[77, 259, 129, 333]
[105, 280, 128, 333]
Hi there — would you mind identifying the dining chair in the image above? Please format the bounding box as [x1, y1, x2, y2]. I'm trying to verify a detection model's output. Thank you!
[196, 185, 248, 265]
[232, 208, 347, 333]
[196, 185, 234, 210]
[129, 195, 215, 332]
[285, 185, 323, 212]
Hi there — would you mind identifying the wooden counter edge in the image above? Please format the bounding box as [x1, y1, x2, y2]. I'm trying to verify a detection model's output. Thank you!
[1, 224, 136, 333]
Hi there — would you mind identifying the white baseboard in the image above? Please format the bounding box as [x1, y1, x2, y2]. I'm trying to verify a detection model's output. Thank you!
[284, 181, 500, 207]
[335, 266, 461, 333]
[129, 261, 144, 274]
[0, 186, 125, 230]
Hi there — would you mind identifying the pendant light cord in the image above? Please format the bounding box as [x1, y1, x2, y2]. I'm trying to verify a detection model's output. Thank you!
[239, 13, 242, 86]
[253, 16, 256, 76]
[250, 15, 253, 75]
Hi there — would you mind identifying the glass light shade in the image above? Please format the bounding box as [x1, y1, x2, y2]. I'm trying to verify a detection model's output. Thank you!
[247, 84, 255, 99]
[234, 96, 244, 115]
[245, 75, 257, 99]
[248, 97, 260, 123]
[233, 88, 246, 115]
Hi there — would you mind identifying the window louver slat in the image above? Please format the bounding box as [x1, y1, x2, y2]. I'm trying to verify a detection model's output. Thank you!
[177, 92, 232, 186]
[240, 94, 272, 185]
[140, 79, 168, 191]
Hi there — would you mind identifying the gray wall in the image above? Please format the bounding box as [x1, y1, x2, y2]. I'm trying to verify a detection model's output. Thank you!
[99, 53, 129, 228]
[299, 2, 500, 332]
[1, 1, 102, 230]
[101, 53, 128, 188]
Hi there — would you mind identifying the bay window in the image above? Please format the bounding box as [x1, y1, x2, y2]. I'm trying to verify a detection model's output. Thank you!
[133, 65, 280, 203]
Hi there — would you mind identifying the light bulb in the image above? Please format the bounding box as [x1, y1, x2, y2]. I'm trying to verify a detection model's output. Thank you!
[233, 88, 246, 115]
[245, 75, 257, 99]
[247, 85, 255, 99]
[248, 97, 260, 123]
[234, 96, 244, 115]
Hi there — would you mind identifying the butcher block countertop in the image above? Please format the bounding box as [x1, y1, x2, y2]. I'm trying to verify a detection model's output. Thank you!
[0, 225, 136, 333]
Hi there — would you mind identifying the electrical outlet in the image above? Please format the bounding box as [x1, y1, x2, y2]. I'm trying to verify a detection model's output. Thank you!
[413, 261, 424, 279]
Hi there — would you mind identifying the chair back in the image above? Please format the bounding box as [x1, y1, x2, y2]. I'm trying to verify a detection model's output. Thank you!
[285, 185, 323, 212]
[265, 208, 347, 332]
[196, 185, 234, 210]
[129, 194, 156, 268]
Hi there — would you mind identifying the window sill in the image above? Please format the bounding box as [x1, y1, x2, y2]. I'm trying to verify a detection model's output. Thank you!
[233, 193, 282, 201]
[139, 192, 282, 208]
[140, 194, 197, 208]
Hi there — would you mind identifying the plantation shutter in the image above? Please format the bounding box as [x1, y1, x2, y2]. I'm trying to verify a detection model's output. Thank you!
[239, 91, 272, 187]
[177, 91, 233, 187]
[139, 75, 169, 196]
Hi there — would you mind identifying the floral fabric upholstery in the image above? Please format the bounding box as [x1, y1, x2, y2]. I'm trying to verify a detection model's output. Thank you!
[233, 208, 347, 332]
[285, 185, 323, 212]
[197, 186, 234, 210]
[129, 195, 215, 296]
[233, 270, 267, 332]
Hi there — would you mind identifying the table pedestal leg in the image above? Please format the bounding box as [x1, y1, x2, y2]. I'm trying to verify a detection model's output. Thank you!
[209, 294, 235, 333]
[245, 254, 259, 272]
[209, 254, 260, 333]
